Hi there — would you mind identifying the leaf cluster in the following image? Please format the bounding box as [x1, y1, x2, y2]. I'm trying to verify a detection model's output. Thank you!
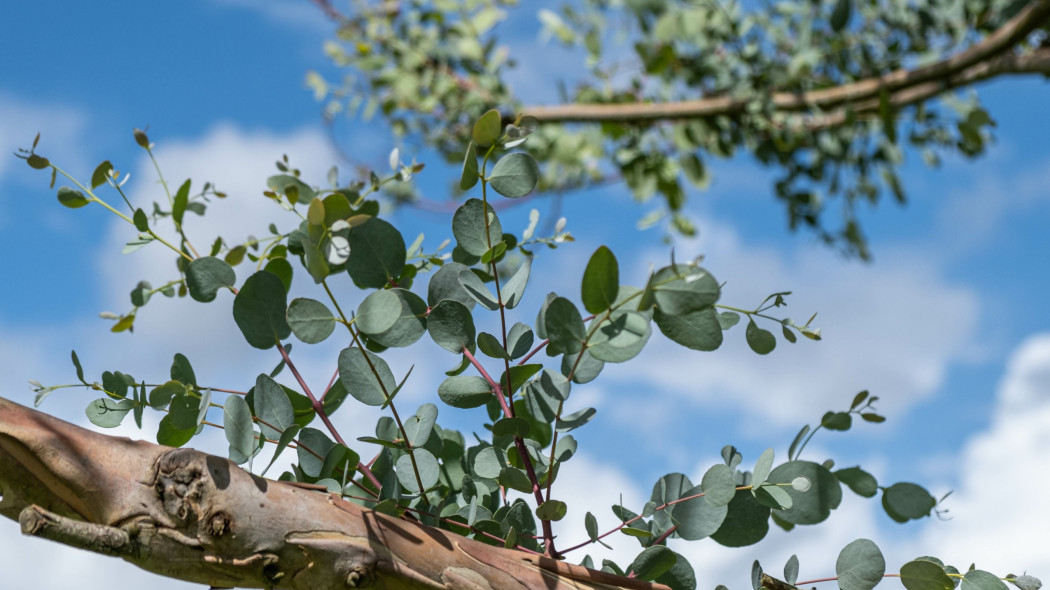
[19, 115, 1039, 590]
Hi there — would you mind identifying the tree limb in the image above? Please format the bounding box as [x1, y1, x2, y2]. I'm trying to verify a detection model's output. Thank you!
[520, 0, 1050, 125]
[0, 397, 666, 590]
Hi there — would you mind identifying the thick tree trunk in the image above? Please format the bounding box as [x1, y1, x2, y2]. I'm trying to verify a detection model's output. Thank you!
[0, 397, 665, 590]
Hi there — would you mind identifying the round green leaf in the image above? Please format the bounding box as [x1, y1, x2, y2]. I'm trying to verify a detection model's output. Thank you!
[157, 415, 196, 447]
[427, 262, 476, 309]
[655, 550, 697, 590]
[882, 482, 936, 522]
[169, 353, 196, 386]
[900, 560, 954, 590]
[267, 174, 316, 204]
[363, 289, 427, 348]
[711, 489, 771, 547]
[186, 256, 236, 303]
[746, 319, 777, 355]
[287, 298, 336, 344]
[629, 546, 677, 582]
[836, 539, 886, 590]
[535, 500, 568, 522]
[132, 208, 150, 232]
[822, 411, 852, 431]
[452, 199, 502, 257]
[752, 448, 775, 488]
[27, 154, 50, 169]
[544, 297, 585, 354]
[556, 406, 597, 433]
[836, 467, 879, 498]
[651, 264, 720, 315]
[405, 403, 438, 447]
[717, 311, 741, 330]
[962, 571, 1009, 590]
[499, 467, 534, 493]
[149, 380, 184, 409]
[493, 417, 531, 438]
[91, 160, 113, 189]
[581, 246, 619, 314]
[346, 217, 406, 289]
[473, 446, 504, 479]
[168, 389, 203, 430]
[458, 269, 500, 310]
[502, 256, 532, 310]
[357, 290, 401, 335]
[654, 306, 723, 351]
[57, 186, 90, 208]
[768, 460, 842, 525]
[472, 109, 502, 147]
[223, 394, 255, 464]
[507, 323, 534, 359]
[337, 347, 396, 407]
[427, 300, 476, 353]
[85, 398, 134, 428]
[701, 464, 738, 507]
[675, 489, 729, 541]
[588, 310, 652, 363]
[233, 271, 291, 349]
[536, 368, 571, 401]
[397, 448, 440, 493]
[438, 375, 492, 409]
[297, 427, 336, 478]
[561, 349, 604, 383]
[477, 332, 509, 360]
[488, 152, 539, 198]
[254, 373, 295, 439]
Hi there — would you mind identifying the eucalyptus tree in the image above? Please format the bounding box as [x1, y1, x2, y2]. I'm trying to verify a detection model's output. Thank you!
[308, 0, 1050, 258]
[2, 0, 1048, 588]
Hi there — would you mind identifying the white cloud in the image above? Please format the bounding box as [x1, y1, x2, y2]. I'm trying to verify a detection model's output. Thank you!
[0, 92, 90, 228]
[598, 220, 980, 430]
[0, 92, 88, 183]
[933, 153, 1050, 256]
[911, 333, 1050, 577]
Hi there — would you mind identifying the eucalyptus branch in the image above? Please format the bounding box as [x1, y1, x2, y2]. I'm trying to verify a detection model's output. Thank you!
[519, 0, 1050, 128]
[477, 143, 559, 556]
[321, 277, 424, 500]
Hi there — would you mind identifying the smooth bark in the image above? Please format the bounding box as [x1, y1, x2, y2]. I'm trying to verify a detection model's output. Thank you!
[0, 397, 666, 590]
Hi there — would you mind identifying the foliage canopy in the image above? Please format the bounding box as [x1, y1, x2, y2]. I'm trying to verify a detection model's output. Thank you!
[9, 0, 1050, 588]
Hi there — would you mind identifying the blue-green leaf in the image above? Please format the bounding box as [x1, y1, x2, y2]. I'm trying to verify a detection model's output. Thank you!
[489, 152, 539, 198]
[337, 347, 396, 407]
[233, 271, 291, 349]
[581, 246, 619, 314]
[453, 199, 502, 257]
[224, 394, 255, 464]
[186, 256, 235, 303]
[836, 539, 886, 590]
[255, 373, 294, 439]
[287, 298, 336, 344]
[346, 217, 405, 289]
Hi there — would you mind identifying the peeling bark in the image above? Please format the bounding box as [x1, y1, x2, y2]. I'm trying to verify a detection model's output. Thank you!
[0, 397, 668, 590]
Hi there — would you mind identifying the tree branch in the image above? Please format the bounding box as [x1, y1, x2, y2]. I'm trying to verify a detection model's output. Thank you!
[0, 396, 666, 590]
[521, 0, 1050, 126]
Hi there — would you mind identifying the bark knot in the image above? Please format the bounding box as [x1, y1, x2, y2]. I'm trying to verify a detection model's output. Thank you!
[153, 449, 207, 526]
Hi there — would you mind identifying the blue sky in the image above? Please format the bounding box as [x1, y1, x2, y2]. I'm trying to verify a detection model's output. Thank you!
[2, 1, 1049, 589]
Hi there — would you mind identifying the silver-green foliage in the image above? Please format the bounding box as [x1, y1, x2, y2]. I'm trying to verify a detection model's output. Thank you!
[307, 0, 1047, 259]
[17, 119, 1039, 590]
